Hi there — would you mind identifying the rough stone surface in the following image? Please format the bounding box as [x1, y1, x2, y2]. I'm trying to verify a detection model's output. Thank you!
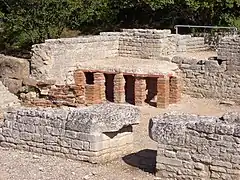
[65, 103, 141, 133]
[0, 54, 30, 93]
[31, 29, 206, 84]
[0, 103, 140, 163]
[149, 112, 240, 180]
[172, 36, 240, 104]
[0, 81, 20, 111]
[31, 35, 120, 84]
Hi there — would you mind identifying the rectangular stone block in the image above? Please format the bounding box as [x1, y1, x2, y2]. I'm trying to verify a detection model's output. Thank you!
[157, 156, 182, 167]
[114, 73, 125, 103]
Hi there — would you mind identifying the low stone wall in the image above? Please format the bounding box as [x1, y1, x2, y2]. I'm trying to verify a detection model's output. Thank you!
[0, 103, 140, 163]
[172, 36, 240, 103]
[149, 112, 240, 180]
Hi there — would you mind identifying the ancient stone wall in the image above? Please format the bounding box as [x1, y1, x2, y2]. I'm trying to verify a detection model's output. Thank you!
[31, 35, 120, 84]
[0, 103, 140, 163]
[217, 36, 240, 73]
[185, 36, 209, 52]
[172, 36, 240, 103]
[31, 29, 208, 85]
[149, 112, 240, 180]
[118, 29, 177, 58]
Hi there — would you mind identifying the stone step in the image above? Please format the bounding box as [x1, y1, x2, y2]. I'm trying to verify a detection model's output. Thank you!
[186, 45, 209, 49]
[187, 47, 210, 52]
[186, 41, 206, 46]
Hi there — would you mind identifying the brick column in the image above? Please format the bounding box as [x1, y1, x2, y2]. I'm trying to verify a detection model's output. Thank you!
[134, 77, 146, 106]
[157, 76, 169, 108]
[85, 84, 99, 105]
[114, 73, 125, 103]
[73, 70, 86, 104]
[94, 73, 106, 102]
[170, 76, 181, 104]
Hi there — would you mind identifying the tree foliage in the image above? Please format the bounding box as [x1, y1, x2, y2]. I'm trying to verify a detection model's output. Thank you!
[0, 0, 239, 54]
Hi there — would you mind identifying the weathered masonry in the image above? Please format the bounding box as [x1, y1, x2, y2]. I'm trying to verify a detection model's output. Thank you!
[50, 70, 182, 108]
[0, 103, 140, 163]
[27, 29, 187, 108]
[149, 112, 240, 180]
[3, 29, 239, 107]
[172, 36, 240, 104]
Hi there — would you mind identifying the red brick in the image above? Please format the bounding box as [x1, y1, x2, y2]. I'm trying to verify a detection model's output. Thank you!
[134, 77, 146, 106]
[94, 73, 106, 102]
[74, 70, 86, 86]
[157, 76, 169, 108]
[85, 84, 101, 105]
[114, 73, 125, 103]
[170, 76, 182, 104]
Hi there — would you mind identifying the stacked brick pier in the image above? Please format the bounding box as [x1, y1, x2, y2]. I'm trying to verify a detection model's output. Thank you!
[70, 70, 182, 108]
[114, 73, 125, 103]
[28, 70, 182, 108]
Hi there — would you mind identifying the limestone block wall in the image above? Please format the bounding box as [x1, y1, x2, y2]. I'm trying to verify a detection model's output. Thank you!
[31, 29, 209, 85]
[25, 70, 182, 109]
[172, 36, 240, 103]
[31, 35, 120, 84]
[217, 36, 240, 73]
[118, 29, 178, 58]
[0, 103, 140, 163]
[149, 112, 240, 180]
[176, 35, 208, 52]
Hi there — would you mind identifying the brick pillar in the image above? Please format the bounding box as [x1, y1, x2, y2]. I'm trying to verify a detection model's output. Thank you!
[94, 73, 106, 102]
[170, 76, 181, 104]
[73, 70, 86, 104]
[114, 73, 125, 103]
[157, 76, 169, 108]
[85, 84, 100, 105]
[134, 77, 146, 106]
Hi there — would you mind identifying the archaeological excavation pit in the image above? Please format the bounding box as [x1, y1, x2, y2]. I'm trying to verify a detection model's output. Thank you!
[72, 57, 182, 108]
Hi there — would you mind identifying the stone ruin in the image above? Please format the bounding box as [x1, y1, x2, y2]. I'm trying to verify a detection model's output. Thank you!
[1, 29, 239, 108]
[0, 103, 140, 163]
[28, 29, 185, 109]
[149, 112, 240, 180]
[0, 28, 240, 178]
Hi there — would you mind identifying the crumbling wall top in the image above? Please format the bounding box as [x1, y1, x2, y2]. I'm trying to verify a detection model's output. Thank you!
[5, 103, 140, 134]
[149, 111, 240, 144]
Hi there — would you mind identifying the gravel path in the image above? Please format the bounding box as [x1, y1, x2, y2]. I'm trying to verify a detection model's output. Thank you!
[0, 95, 239, 180]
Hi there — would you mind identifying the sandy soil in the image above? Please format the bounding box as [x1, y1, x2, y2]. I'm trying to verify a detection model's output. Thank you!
[0, 95, 239, 180]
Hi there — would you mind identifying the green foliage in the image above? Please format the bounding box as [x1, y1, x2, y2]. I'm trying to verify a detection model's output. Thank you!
[0, 0, 239, 54]
[0, 0, 74, 51]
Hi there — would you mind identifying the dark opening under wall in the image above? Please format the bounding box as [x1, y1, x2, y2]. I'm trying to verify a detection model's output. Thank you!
[124, 75, 135, 104]
[146, 77, 157, 107]
[104, 74, 115, 102]
[84, 72, 94, 84]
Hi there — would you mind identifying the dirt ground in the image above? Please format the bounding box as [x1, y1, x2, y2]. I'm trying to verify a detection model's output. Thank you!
[0, 95, 239, 180]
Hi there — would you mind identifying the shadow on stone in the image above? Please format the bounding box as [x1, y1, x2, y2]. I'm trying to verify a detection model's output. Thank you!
[122, 149, 157, 174]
